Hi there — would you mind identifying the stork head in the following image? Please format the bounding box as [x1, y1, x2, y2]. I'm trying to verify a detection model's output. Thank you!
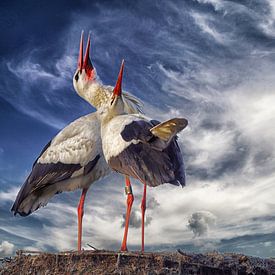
[99, 60, 125, 122]
[73, 31, 98, 96]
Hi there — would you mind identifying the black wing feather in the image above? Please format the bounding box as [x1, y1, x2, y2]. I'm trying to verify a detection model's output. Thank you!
[121, 120, 157, 142]
[11, 161, 82, 216]
[11, 140, 96, 216]
[110, 119, 185, 187]
[121, 119, 176, 151]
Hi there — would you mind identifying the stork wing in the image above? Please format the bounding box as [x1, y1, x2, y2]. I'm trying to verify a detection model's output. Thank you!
[34, 113, 101, 186]
[120, 119, 159, 143]
[150, 118, 188, 143]
[11, 113, 102, 215]
[120, 119, 179, 151]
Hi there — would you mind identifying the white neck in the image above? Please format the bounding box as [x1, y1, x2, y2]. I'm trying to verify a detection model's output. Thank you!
[76, 79, 143, 114]
[81, 82, 112, 110]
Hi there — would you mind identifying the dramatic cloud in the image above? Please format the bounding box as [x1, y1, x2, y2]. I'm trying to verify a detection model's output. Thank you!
[0, 241, 15, 256]
[188, 211, 217, 237]
[4, 55, 78, 130]
[0, 187, 18, 203]
[1, 0, 275, 257]
[147, 197, 160, 210]
[121, 210, 152, 229]
[191, 12, 227, 44]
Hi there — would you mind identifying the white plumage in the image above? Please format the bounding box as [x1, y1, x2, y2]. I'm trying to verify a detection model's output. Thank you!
[12, 114, 104, 214]
[101, 114, 144, 161]
[39, 114, 100, 166]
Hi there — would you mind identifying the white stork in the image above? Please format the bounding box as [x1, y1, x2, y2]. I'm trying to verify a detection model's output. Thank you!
[98, 60, 188, 252]
[11, 33, 142, 252]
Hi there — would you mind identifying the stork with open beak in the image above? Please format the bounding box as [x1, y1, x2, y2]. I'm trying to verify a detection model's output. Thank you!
[99, 60, 188, 252]
[73, 31, 142, 114]
[11, 34, 143, 252]
[72, 32, 143, 251]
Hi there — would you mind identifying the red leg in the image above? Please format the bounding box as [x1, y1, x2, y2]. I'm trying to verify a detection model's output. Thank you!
[121, 176, 134, 252]
[141, 183, 147, 252]
[77, 188, 88, 251]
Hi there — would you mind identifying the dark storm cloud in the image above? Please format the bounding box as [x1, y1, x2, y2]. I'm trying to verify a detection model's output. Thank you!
[121, 210, 152, 229]
[184, 126, 249, 180]
[147, 197, 160, 210]
[188, 211, 216, 237]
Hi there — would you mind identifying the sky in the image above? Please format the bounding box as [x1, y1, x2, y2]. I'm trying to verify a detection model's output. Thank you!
[0, 0, 275, 258]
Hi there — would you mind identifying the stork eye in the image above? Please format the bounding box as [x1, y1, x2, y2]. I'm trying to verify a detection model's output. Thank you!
[74, 72, 79, 81]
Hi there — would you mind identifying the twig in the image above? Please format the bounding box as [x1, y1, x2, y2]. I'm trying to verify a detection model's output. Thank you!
[0, 257, 11, 263]
[177, 249, 187, 256]
[116, 253, 121, 269]
[17, 250, 44, 255]
[87, 244, 99, 251]
[57, 250, 74, 254]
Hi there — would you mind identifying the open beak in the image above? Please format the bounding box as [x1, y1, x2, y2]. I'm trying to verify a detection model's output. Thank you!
[77, 31, 94, 77]
[78, 31, 84, 70]
[112, 60, 125, 97]
[83, 32, 94, 74]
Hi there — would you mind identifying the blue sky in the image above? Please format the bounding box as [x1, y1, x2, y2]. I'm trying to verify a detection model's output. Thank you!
[0, 0, 275, 257]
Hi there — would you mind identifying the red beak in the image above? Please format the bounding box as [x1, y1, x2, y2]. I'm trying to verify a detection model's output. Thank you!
[78, 31, 84, 70]
[83, 32, 94, 74]
[113, 60, 125, 97]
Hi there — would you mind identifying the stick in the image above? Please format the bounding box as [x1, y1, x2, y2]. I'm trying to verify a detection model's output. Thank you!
[87, 244, 99, 251]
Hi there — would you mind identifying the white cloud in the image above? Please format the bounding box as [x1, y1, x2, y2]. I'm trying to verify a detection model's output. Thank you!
[0, 241, 15, 256]
[184, 127, 236, 173]
[7, 61, 54, 84]
[193, 0, 224, 12]
[259, 0, 275, 37]
[228, 83, 275, 147]
[2, 40, 79, 130]
[133, 53, 275, 249]
[191, 12, 226, 44]
[194, 0, 275, 38]
[0, 187, 19, 203]
[6, 46, 75, 91]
